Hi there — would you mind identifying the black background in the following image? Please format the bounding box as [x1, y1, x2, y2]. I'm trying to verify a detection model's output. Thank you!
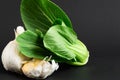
[0, 0, 120, 80]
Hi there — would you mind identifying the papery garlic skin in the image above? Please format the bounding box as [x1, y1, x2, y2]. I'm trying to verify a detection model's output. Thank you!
[1, 26, 29, 72]
[1, 40, 29, 72]
[22, 59, 59, 79]
[41, 60, 59, 78]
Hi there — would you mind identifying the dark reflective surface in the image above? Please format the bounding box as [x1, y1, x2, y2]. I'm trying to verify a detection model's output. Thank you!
[0, 0, 120, 80]
[0, 55, 120, 80]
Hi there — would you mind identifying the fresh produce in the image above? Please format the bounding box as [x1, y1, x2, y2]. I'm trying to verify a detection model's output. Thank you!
[1, 26, 59, 79]
[1, 26, 29, 73]
[1, 0, 89, 79]
[19, 0, 89, 66]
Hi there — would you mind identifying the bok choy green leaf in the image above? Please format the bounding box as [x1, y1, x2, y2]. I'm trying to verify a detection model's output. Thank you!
[43, 24, 89, 65]
[17, 0, 90, 66]
[16, 30, 50, 59]
[20, 0, 72, 34]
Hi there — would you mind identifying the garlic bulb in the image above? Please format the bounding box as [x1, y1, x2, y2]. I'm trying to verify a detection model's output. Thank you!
[1, 26, 59, 79]
[1, 26, 29, 72]
[22, 59, 59, 79]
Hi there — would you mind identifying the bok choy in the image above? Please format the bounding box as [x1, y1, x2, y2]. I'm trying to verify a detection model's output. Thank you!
[16, 0, 89, 66]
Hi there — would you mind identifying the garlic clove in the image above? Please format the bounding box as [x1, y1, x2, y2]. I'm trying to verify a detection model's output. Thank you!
[41, 60, 59, 78]
[1, 40, 29, 72]
[22, 59, 43, 78]
[1, 26, 29, 73]
[22, 59, 59, 79]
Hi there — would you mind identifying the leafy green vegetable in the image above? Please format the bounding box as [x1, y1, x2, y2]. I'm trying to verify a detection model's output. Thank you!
[20, 0, 72, 34]
[43, 25, 89, 65]
[18, 0, 89, 66]
[16, 29, 67, 61]
[16, 30, 50, 59]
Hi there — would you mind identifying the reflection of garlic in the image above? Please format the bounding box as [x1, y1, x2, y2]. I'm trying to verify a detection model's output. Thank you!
[1, 26, 29, 72]
[22, 59, 59, 79]
[1, 26, 59, 79]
